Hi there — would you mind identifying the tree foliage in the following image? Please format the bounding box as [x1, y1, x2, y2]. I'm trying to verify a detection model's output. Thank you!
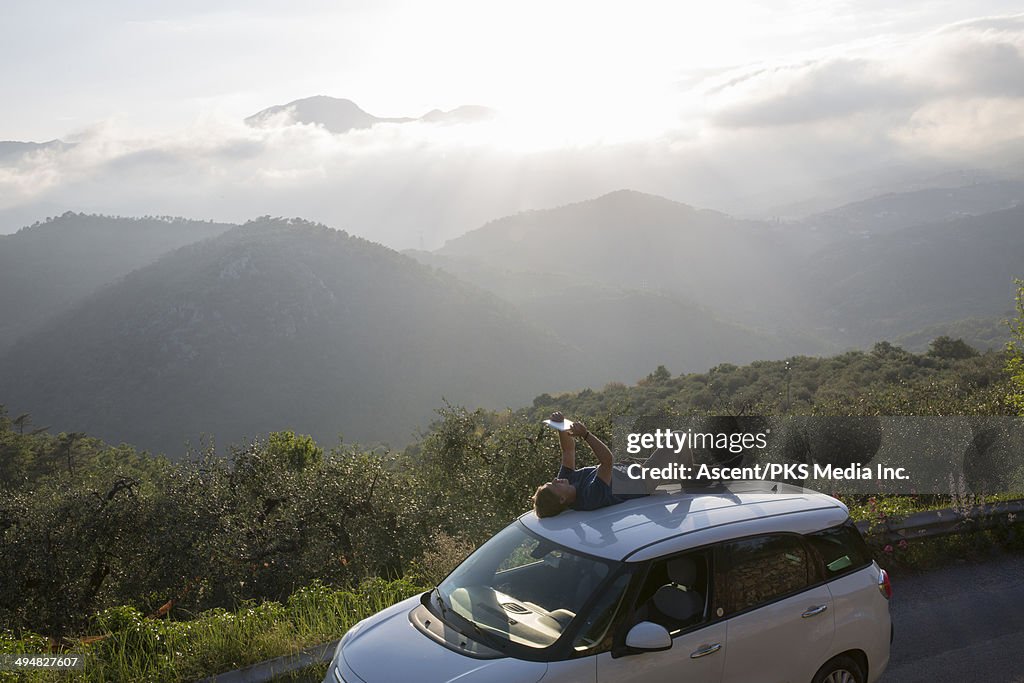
[1008, 279, 1024, 415]
[414, 405, 569, 544]
[521, 343, 1013, 421]
[928, 335, 980, 360]
[0, 425, 427, 636]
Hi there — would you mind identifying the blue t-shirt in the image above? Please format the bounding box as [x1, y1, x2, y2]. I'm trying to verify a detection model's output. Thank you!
[558, 465, 646, 511]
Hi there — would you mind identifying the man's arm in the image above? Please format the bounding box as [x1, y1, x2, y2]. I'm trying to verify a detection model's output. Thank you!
[551, 411, 575, 470]
[569, 421, 613, 485]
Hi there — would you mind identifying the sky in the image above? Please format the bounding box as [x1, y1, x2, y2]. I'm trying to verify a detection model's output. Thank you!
[2, 1, 1023, 247]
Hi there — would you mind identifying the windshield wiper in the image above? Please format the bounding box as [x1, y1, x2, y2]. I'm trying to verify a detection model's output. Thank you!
[429, 587, 509, 653]
[432, 586, 450, 618]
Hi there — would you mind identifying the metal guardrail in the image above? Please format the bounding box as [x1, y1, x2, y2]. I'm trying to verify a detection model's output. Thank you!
[855, 498, 1024, 543]
[199, 498, 1024, 683]
[194, 640, 338, 683]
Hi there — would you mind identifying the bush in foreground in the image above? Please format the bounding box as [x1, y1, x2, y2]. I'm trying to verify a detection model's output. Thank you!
[0, 578, 423, 683]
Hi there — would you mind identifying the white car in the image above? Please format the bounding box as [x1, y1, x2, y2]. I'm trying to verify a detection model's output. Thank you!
[325, 482, 892, 683]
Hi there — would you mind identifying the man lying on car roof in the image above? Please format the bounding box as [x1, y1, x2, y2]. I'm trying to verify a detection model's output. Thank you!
[532, 411, 692, 517]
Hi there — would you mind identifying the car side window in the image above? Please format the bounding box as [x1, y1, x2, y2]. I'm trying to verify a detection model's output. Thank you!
[806, 522, 871, 578]
[633, 550, 711, 635]
[717, 534, 812, 616]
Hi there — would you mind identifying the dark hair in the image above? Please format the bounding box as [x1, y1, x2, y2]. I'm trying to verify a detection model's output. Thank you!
[532, 484, 568, 518]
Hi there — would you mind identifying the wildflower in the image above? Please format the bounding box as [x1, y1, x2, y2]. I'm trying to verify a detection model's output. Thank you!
[898, 540, 908, 550]
[883, 544, 893, 553]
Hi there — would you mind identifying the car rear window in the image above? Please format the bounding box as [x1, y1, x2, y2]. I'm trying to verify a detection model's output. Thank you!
[806, 523, 871, 579]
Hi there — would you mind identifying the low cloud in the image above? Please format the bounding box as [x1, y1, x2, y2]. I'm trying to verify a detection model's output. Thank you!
[0, 116, 657, 248]
[712, 58, 925, 127]
[708, 12, 1024, 155]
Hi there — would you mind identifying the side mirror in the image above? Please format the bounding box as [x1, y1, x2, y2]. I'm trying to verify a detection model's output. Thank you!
[624, 621, 672, 652]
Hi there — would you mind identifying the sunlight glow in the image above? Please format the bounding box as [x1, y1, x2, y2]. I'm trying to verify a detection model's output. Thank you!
[331, 0, 757, 146]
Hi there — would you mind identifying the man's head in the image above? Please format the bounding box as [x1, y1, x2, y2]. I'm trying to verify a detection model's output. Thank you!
[532, 478, 574, 518]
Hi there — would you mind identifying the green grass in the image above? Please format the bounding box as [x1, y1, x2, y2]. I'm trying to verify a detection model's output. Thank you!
[0, 578, 425, 683]
[842, 492, 1024, 574]
[844, 491, 1024, 524]
[872, 525, 1024, 574]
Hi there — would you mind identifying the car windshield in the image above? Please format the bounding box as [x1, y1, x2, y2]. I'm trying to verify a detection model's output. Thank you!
[438, 523, 620, 650]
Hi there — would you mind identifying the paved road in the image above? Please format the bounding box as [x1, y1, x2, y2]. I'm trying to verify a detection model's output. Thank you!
[879, 553, 1024, 683]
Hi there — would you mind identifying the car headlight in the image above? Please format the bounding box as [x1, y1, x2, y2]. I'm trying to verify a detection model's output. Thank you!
[327, 619, 367, 683]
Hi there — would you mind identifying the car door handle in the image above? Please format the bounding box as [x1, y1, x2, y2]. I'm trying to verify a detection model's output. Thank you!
[690, 643, 722, 658]
[802, 604, 828, 618]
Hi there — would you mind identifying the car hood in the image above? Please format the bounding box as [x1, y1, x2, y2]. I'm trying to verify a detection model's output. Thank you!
[342, 595, 548, 683]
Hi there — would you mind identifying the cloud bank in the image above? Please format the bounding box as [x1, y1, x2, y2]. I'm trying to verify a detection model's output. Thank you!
[707, 14, 1024, 144]
[2, 14, 1023, 247]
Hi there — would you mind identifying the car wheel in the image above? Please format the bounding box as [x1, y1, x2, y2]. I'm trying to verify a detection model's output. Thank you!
[812, 655, 865, 683]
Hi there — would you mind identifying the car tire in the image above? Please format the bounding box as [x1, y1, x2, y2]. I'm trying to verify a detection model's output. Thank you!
[812, 655, 865, 683]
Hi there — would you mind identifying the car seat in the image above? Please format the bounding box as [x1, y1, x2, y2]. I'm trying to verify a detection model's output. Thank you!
[650, 556, 704, 629]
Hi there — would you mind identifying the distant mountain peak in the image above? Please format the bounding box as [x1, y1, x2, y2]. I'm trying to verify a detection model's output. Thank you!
[589, 188, 696, 208]
[244, 96, 401, 134]
[447, 190, 706, 243]
[419, 105, 495, 124]
[0, 139, 74, 161]
[244, 96, 494, 134]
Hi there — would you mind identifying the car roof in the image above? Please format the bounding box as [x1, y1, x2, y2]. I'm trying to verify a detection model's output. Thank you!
[519, 482, 850, 562]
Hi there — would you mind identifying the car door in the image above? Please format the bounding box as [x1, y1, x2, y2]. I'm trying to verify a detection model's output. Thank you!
[596, 549, 726, 683]
[716, 533, 835, 683]
[596, 622, 727, 683]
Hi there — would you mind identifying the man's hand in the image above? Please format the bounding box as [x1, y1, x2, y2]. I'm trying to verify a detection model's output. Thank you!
[552, 411, 575, 469]
[567, 421, 589, 439]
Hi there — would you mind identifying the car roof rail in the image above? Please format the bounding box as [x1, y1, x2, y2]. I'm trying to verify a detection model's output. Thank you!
[652, 479, 820, 496]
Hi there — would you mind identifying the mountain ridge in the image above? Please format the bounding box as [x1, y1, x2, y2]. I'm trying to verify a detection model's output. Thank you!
[436, 188, 815, 330]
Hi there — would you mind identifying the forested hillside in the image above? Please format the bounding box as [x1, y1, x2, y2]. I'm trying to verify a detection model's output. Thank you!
[0, 218, 586, 455]
[0, 213, 233, 350]
[430, 189, 1024, 352]
[407, 249, 830, 384]
[2, 188, 1022, 455]
[894, 316, 1011, 353]
[436, 189, 815, 330]
[524, 338, 1013, 421]
[804, 205, 1024, 344]
[800, 180, 1024, 237]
